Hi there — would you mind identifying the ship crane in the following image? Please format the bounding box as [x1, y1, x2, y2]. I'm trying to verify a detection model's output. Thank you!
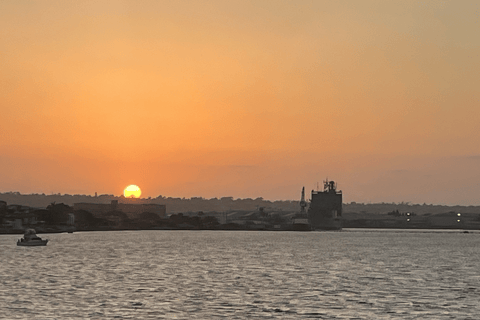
[300, 186, 307, 215]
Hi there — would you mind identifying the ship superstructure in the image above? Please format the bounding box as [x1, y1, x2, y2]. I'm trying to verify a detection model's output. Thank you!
[308, 180, 342, 230]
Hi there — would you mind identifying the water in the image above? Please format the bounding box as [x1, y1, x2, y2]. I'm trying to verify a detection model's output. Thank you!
[1, 229, 479, 319]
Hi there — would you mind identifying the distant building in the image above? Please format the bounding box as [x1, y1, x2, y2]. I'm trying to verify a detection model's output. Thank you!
[74, 200, 166, 218]
[426, 212, 463, 228]
[6, 204, 32, 213]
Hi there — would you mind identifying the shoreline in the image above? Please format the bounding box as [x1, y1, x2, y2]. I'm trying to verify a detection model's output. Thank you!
[1, 225, 479, 235]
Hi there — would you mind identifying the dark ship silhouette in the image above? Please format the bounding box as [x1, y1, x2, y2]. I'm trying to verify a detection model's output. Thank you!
[308, 180, 342, 230]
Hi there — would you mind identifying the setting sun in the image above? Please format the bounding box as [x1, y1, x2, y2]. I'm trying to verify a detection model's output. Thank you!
[124, 185, 142, 198]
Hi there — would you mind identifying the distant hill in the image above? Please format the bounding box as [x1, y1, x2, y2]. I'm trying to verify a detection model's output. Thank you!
[343, 202, 480, 215]
[1, 192, 479, 215]
[0, 192, 299, 213]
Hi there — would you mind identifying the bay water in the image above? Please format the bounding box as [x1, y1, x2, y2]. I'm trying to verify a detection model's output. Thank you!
[1, 229, 479, 319]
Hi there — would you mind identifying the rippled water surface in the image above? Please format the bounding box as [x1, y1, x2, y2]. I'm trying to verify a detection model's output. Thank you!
[1, 229, 480, 319]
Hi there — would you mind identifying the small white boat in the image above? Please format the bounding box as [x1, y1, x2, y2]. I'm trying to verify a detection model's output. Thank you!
[17, 229, 48, 246]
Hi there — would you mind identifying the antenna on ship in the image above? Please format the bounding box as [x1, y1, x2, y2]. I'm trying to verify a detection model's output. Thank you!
[324, 178, 331, 192]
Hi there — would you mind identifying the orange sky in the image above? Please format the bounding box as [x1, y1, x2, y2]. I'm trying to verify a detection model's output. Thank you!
[1, 1, 479, 204]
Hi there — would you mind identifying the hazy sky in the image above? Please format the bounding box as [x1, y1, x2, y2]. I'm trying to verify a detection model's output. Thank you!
[1, 1, 479, 204]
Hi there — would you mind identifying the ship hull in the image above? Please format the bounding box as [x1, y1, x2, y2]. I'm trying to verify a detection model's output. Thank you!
[310, 218, 342, 231]
[292, 223, 312, 231]
[17, 240, 48, 246]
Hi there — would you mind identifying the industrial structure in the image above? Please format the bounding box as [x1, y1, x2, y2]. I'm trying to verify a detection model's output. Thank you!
[291, 187, 311, 230]
[74, 200, 166, 218]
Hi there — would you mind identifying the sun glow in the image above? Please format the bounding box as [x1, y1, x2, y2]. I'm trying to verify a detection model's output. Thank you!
[124, 185, 142, 198]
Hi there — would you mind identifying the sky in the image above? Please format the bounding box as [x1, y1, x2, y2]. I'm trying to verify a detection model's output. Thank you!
[1, 0, 479, 205]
